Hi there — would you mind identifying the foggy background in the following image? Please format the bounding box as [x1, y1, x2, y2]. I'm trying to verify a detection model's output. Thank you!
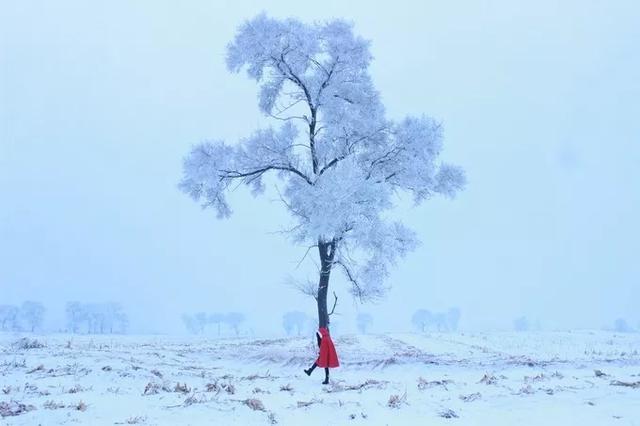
[1, 0, 639, 335]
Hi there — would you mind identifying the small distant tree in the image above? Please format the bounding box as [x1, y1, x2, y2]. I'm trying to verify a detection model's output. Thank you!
[209, 313, 225, 336]
[513, 316, 529, 332]
[446, 307, 461, 332]
[182, 314, 200, 334]
[412, 309, 432, 332]
[433, 312, 449, 331]
[0, 305, 19, 331]
[81, 303, 99, 333]
[613, 318, 632, 333]
[65, 302, 85, 333]
[65, 302, 128, 334]
[356, 313, 373, 334]
[104, 302, 128, 333]
[90, 303, 111, 333]
[225, 312, 245, 336]
[282, 311, 307, 336]
[20, 301, 45, 332]
[194, 312, 209, 334]
[179, 14, 465, 329]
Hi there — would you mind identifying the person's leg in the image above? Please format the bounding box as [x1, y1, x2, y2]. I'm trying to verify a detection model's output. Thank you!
[304, 362, 317, 376]
[322, 368, 329, 384]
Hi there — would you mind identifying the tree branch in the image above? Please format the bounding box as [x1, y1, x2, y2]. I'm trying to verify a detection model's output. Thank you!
[333, 94, 354, 104]
[318, 155, 344, 176]
[272, 53, 319, 175]
[273, 185, 308, 220]
[334, 259, 363, 300]
[318, 127, 389, 176]
[365, 145, 406, 180]
[328, 291, 338, 316]
[268, 113, 308, 123]
[288, 277, 318, 301]
[294, 244, 318, 269]
[220, 164, 312, 185]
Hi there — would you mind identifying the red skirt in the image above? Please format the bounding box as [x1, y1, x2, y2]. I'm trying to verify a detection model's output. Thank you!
[316, 334, 340, 368]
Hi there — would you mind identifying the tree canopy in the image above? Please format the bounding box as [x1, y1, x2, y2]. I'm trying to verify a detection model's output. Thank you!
[180, 14, 465, 302]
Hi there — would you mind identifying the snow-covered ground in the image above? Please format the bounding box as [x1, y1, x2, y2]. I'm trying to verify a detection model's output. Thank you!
[1, 331, 639, 425]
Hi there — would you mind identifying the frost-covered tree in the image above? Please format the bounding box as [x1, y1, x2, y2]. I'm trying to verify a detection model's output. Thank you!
[356, 312, 373, 334]
[104, 302, 128, 333]
[613, 318, 632, 333]
[183, 311, 229, 335]
[446, 307, 461, 332]
[183, 312, 209, 334]
[82, 303, 104, 333]
[209, 312, 225, 336]
[0, 305, 19, 331]
[20, 301, 45, 332]
[282, 311, 308, 336]
[433, 312, 449, 332]
[180, 15, 465, 328]
[412, 309, 432, 332]
[65, 301, 85, 333]
[182, 314, 200, 334]
[194, 312, 209, 333]
[66, 302, 128, 334]
[225, 312, 245, 336]
[182, 314, 199, 334]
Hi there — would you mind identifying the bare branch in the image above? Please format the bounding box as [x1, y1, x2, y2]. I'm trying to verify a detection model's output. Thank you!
[272, 98, 305, 116]
[334, 260, 363, 300]
[294, 244, 318, 269]
[267, 113, 308, 123]
[328, 291, 338, 316]
[287, 277, 318, 300]
[273, 185, 308, 220]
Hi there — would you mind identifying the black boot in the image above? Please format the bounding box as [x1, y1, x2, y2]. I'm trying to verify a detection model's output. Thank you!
[322, 368, 329, 385]
[304, 362, 317, 376]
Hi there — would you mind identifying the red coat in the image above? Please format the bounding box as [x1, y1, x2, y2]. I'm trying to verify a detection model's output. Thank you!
[316, 327, 339, 368]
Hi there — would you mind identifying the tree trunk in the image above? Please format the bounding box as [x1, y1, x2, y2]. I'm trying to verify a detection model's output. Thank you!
[316, 241, 335, 328]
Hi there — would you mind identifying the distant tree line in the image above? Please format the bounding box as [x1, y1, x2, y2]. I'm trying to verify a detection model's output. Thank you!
[0, 301, 46, 332]
[65, 302, 129, 334]
[610, 318, 637, 333]
[182, 312, 246, 336]
[412, 307, 461, 332]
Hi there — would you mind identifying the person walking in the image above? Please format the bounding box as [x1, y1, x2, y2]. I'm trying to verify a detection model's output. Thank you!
[304, 327, 339, 384]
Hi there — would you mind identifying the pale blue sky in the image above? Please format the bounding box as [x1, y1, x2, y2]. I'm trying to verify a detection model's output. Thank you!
[1, 0, 639, 334]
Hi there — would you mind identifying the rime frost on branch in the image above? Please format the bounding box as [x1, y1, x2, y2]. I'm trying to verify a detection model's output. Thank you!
[180, 14, 465, 300]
